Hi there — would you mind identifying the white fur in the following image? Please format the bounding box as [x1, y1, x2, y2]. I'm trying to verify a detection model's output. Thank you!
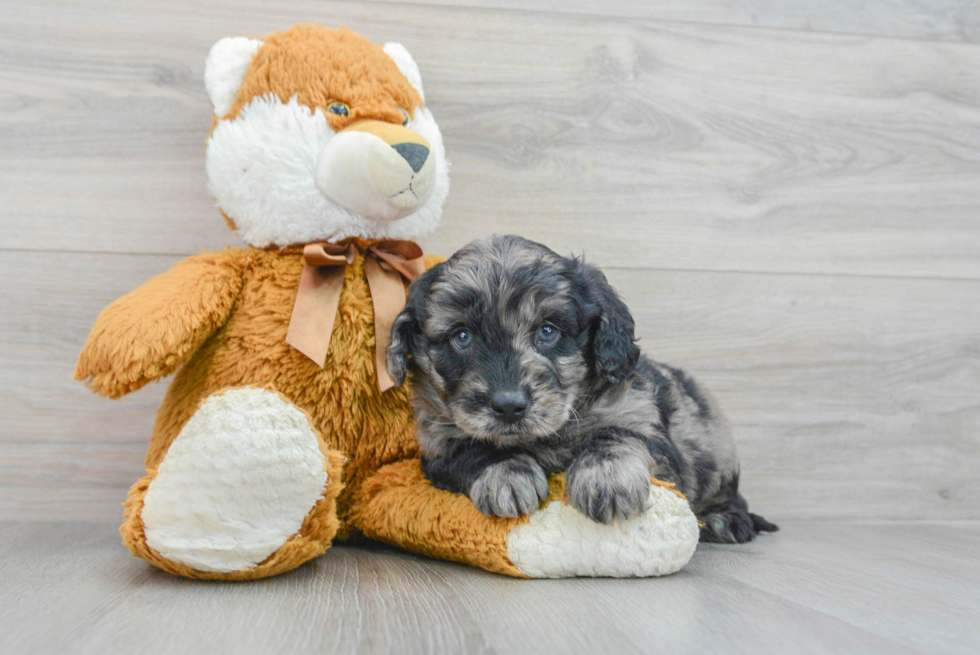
[506, 484, 700, 578]
[207, 96, 448, 247]
[383, 43, 425, 101]
[205, 37, 262, 117]
[141, 387, 329, 573]
[315, 130, 437, 222]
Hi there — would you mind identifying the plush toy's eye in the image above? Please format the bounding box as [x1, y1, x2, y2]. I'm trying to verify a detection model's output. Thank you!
[452, 330, 472, 350]
[535, 324, 560, 348]
[397, 109, 411, 126]
[328, 102, 350, 117]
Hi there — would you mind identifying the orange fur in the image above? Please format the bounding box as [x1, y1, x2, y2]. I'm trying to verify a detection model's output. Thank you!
[351, 467, 687, 579]
[134, 246, 421, 534]
[74, 250, 248, 398]
[76, 25, 542, 580]
[353, 460, 527, 577]
[77, 245, 691, 580]
[78, 244, 534, 579]
[211, 25, 425, 234]
[225, 25, 423, 130]
[120, 441, 346, 581]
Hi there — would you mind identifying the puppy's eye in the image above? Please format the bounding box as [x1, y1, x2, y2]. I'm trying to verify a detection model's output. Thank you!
[452, 330, 472, 350]
[397, 108, 411, 126]
[535, 324, 560, 348]
[328, 102, 350, 117]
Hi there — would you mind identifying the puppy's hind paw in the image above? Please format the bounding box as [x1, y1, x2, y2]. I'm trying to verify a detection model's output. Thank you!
[469, 455, 549, 519]
[699, 499, 778, 544]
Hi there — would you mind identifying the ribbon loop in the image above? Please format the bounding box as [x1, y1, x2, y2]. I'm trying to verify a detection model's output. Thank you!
[368, 241, 426, 281]
[302, 242, 357, 267]
[286, 240, 424, 392]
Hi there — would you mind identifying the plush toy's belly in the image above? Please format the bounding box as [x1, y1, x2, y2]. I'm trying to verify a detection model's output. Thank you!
[146, 249, 418, 532]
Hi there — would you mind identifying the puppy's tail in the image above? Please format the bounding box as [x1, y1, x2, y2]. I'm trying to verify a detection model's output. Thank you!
[698, 494, 778, 544]
[749, 512, 779, 534]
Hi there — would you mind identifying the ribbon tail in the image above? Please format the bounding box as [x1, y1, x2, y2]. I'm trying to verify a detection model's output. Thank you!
[365, 257, 407, 392]
[286, 264, 346, 368]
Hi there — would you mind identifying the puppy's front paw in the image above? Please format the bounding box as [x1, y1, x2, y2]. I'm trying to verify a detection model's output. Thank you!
[567, 453, 651, 524]
[469, 455, 549, 519]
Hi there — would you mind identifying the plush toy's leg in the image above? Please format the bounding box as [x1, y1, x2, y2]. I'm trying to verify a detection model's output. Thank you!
[120, 387, 345, 580]
[351, 459, 700, 579]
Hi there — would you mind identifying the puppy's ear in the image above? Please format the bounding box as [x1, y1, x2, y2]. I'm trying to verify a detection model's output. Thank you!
[386, 303, 419, 389]
[386, 265, 438, 387]
[570, 258, 640, 383]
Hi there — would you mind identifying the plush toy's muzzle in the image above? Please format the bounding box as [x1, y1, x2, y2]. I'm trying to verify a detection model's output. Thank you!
[316, 119, 436, 222]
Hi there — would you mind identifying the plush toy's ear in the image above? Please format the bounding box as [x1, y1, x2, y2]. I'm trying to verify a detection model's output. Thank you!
[383, 42, 425, 102]
[570, 258, 640, 383]
[205, 36, 263, 117]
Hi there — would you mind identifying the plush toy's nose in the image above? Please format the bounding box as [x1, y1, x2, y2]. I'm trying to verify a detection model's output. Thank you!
[392, 142, 429, 173]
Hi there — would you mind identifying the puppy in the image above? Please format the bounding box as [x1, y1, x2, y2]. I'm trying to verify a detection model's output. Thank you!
[387, 235, 777, 543]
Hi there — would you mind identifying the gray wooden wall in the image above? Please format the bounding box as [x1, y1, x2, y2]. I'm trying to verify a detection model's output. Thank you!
[2, 0, 978, 523]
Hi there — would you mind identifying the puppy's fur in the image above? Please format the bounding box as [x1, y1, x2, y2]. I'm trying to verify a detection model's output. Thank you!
[388, 235, 777, 543]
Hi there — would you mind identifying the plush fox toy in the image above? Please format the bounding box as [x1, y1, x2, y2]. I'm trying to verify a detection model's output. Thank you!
[75, 24, 699, 580]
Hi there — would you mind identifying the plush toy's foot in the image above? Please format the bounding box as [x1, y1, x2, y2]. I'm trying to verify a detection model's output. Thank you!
[352, 460, 699, 578]
[507, 476, 700, 578]
[121, 387, 345, 580]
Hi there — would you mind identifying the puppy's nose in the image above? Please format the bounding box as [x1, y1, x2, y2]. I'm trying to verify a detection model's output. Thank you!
[491, 390, 529, 424]
[392, 142, 429, 173]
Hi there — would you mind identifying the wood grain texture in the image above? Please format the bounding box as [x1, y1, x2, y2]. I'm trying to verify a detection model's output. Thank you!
[363, 0, 980, 43]
[2, 4, 978, 650]
[695, 522, 980, 655]
[2, 250, 977, 522]
[0, 251, 173, 520]
[1, 0, 978, 534]
[611, 266, 980, 522]
[2, 521, 978, 655]
[2, 0, 980, 278]
[0, 251, 175, 446]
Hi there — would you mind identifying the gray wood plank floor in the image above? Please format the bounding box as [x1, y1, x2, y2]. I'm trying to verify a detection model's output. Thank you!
[1, 1, 978, 653]
[2, 521, 978, 655]
[365, 0, 980, 43]
[4, 250, 978, 522]
[4, 0, 980, 278]
[2, 0, 979, 524]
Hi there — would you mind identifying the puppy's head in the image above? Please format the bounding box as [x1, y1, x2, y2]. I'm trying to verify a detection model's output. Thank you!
[387, 234, 639, 445]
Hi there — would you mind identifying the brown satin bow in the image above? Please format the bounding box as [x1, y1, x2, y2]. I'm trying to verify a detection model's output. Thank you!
[285, 240, 426, 392]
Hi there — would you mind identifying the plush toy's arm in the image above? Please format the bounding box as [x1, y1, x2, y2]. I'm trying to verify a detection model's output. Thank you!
[74, 249, 249, 398]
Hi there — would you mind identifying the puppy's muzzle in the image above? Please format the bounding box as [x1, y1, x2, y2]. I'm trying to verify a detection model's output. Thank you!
[315, 119, 436, 221]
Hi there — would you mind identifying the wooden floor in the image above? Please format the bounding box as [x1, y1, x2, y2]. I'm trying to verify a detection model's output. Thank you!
[3, 521, 979, 655]
[2, 0, 979, 652]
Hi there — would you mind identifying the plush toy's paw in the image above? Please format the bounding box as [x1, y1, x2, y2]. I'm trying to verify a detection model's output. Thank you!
[354, 461, 699, 579]
[566, 451, 652, 524]
[123, 387, 344, 579]
[469, 455, 549, 518]
[505, 477, 700, 578]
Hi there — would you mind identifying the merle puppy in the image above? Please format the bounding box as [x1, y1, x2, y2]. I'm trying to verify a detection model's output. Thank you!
[387, 235, 776, 543]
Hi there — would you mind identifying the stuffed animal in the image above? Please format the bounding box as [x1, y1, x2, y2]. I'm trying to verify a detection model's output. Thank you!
[74, 24, 699, 580]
